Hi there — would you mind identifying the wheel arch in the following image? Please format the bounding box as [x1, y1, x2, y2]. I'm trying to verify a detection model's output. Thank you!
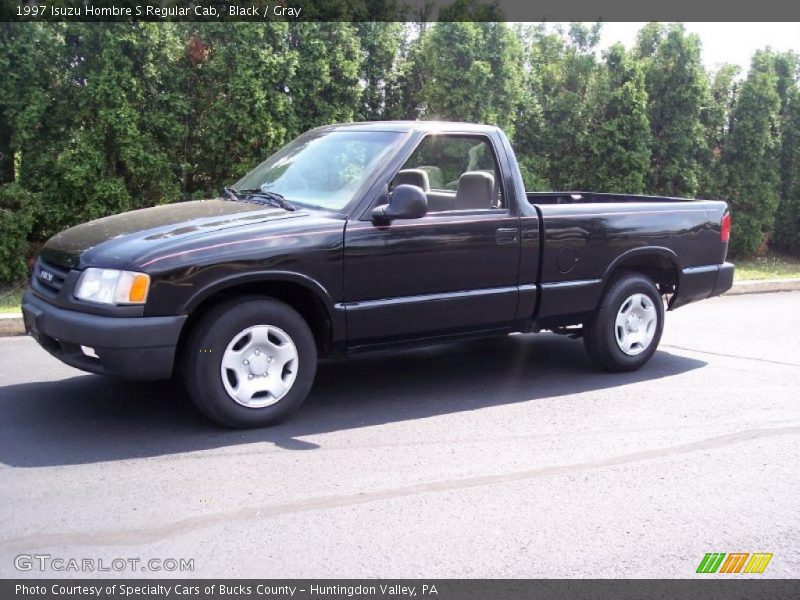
[178, 271, 343, 357]
[600, 246, 680, 303]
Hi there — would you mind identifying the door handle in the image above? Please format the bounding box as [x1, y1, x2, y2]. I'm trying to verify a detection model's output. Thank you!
[496, 228, 519, 245]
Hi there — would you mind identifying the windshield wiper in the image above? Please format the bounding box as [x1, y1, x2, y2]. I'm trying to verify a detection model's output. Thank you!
[237, 188, 296, 212]
[222, 187, 296, 211]
[223, 186, 241, 202]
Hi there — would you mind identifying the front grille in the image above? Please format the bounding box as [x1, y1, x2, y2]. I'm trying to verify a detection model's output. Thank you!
[32, 258, 70, 297]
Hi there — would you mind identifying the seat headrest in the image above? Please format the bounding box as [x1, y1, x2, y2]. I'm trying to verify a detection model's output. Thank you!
[455, 171, 495, 209]
[393, 169, 430, 191]
[417, 165, 444, 189]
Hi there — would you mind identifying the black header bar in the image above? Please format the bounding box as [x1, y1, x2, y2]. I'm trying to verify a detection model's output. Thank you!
[2, 0, 800, 22]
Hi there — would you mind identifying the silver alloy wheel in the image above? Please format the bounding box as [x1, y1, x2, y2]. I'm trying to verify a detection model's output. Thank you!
[220, 325, 299, 408]
[614, 293, 658, 356]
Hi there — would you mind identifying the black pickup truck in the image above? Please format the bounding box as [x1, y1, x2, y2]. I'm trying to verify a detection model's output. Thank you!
[22, 121, 734, 427]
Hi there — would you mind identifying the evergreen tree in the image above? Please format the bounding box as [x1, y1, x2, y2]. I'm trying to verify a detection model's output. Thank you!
[509, 23, 551, 190]
[773, 52, 800, 253]
[386, 27, 426, 121]
[287, 23, 363, 132]
[0, 23, 61, 281]
[585, 43, 651, 193]
[357, 23, 405, 120]
[415, 22, 523, 134]
[13, 24, 184, 236]
[699, 63, 740, 199]
[636, 23, 709, 196]
[5, 21, 800, 286]
[516, 23, 603, 190]
[177, 24, 296, 196]
[722, 50, 782, 256]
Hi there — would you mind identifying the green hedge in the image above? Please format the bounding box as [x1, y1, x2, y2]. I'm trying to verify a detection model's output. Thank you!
[1, 22, 799, 287]
[0, 183, 37, 284]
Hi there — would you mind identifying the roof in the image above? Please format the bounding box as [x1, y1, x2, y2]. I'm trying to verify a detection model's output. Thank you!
[314, 120, 502, 135]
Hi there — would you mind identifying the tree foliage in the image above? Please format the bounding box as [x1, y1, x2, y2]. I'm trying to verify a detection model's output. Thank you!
[180, 24, 296, 194]
[722, 51, 782, 256]
[583, 43, 651, 193]
[414, 22, 523, 135]
[773, 52, 800, 254]
[699, 63, 740, 199]
[2, 21, 800, 285]
[515, 23, 603, 190]
[357, 22, 405, 120]
[636, 24, 709, 197]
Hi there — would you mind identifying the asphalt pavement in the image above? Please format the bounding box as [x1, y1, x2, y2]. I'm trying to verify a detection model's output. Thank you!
[0, 292, 798, 578]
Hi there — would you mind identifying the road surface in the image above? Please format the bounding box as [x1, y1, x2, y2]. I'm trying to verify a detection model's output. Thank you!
[0, 292, 798, 578]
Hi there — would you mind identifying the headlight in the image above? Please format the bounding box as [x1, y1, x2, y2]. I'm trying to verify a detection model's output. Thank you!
[74, 268, 150, 305]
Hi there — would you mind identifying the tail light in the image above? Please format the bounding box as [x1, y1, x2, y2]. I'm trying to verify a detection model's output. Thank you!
[720, 212, 731, 242]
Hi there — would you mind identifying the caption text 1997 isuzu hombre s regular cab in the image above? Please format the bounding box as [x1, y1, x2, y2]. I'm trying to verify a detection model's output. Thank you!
[22, 121, 734, 427]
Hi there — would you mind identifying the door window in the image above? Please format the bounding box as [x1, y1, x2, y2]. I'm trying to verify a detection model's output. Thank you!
[390, 135, 504, 212]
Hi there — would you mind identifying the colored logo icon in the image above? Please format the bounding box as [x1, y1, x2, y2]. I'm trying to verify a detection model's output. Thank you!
[696, 552, 773, 574]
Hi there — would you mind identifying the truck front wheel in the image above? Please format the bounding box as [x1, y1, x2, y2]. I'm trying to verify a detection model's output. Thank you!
[583, 274, 664, 372]
[181, 297, 317, 428]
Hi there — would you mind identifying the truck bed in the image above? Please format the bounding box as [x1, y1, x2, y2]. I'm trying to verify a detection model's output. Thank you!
[524, 191, 730, 327]
[527, 191, 704, 205]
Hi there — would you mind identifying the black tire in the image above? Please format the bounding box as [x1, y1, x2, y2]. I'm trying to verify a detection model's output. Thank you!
[181, 296, 317, 428]
[583, 273, 665, 372]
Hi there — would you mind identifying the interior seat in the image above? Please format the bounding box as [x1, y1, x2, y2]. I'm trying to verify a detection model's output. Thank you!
[392, 169, 430, 191]
[455, 171, 495, 210]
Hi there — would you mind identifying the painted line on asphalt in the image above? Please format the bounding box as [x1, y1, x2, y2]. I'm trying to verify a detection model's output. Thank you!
[661, 344, 800, 368]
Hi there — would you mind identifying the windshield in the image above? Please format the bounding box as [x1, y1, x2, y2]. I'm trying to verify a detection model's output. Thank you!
[234, 129, 404, 211]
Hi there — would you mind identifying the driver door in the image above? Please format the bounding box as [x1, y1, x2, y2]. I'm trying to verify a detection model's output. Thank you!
[342, 134, 521, 347]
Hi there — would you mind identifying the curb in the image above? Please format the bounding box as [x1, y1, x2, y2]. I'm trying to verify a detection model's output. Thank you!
[1, 278, 799, 338]
[0, 313, 25, 337]
[723, 278, 800, 296]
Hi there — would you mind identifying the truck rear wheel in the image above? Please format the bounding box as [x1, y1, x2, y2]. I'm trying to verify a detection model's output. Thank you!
[181, 297, 317, 428]
[583, 274, 664, 372]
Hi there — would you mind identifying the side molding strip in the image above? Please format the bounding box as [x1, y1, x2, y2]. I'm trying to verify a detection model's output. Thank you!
[541, 278, 602, 289]
[337, 286, 522, 311]
[682, 265, 719, 275]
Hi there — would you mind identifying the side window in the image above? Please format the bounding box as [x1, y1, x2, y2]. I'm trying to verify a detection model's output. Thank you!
[391, 135, 503, 212]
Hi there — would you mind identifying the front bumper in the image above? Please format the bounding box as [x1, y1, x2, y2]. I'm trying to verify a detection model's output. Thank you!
[671, 262, 735, 309]
[21, 290, 187, 380]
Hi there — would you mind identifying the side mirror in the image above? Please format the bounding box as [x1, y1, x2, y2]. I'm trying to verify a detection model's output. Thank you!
[371, 184, 428, 224]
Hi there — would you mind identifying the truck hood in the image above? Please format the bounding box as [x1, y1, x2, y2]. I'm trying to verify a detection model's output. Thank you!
[40, 199, 309, 270]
